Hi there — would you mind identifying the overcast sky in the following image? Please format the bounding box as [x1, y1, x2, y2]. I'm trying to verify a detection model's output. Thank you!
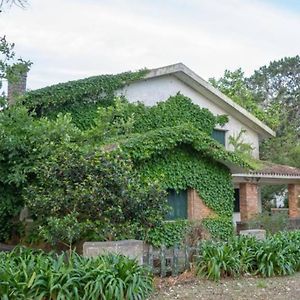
[1, 0, 299, 90]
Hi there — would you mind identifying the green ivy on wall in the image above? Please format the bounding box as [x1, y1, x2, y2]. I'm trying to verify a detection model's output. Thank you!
[131, 93, 227, 135]
[102, 94, 250, 240]
[135, 147, 235, 217]
[22, 69, 148, 129]
[16, 71, 249, 242]
[118, 124, 248, 168]
[202, 217, 234, 240]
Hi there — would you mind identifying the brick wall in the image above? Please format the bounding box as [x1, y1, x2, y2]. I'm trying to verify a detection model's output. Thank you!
[187, 189, 215, 220]
[288, 184, 300, 218]
[239, 182, 259, 221]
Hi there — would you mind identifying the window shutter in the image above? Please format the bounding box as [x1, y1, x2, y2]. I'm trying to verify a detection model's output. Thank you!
[166, 189, 188, 220]
[212, 129, 226, 146]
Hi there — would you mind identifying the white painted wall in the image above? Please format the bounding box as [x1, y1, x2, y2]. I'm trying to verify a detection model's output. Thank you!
[233, 212, 241, 224]
[117, 74, 260, 158]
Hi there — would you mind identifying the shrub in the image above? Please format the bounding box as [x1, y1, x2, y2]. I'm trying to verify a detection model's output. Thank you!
[247, 212, 288, 234]
[196, 231, 300, 281]
[40, 212, 87, 250]
[25, 147, 168, 246]
[0, 247, 153, 299]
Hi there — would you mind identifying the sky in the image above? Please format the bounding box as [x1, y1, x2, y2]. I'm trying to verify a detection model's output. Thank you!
[0, 0, 299, 90]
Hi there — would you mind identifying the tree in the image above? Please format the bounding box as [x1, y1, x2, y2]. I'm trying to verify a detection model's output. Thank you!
[211, 56, 300, 209]
[0, 108, 81, 241]
[0, 36, 31, 107]
[247, 56, 300, 138]
[24, 145, 168, 243]
[209, 69, 280, 129]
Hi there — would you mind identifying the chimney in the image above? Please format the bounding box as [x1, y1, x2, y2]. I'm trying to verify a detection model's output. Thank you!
[7, 71, 27, 106]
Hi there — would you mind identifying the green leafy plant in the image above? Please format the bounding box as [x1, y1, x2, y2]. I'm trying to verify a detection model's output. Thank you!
[228, 129, 254, 156]
[202, 217, 234, 241]
[40, 212, 87, 251]
[145, 220, 190, 248]
[196, 240, 241, 281]
[196, 231, 300, 281]
[25, 146, 168, 244]
[0, 247, 153, 299]
[22, 69, 148, 129]
[247, 212, 288, 234]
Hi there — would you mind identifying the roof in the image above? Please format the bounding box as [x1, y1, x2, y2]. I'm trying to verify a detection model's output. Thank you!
[143, 63, 275, 139]
[232, 161, 300, 184]
[251, 162, 300, 177]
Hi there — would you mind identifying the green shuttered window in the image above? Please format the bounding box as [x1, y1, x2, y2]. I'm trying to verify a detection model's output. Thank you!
[212, 129, 226, 146]
[166, 189, 188, 220]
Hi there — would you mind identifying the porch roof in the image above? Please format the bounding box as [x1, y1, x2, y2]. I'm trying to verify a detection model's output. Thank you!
[232, 161, 300, 184]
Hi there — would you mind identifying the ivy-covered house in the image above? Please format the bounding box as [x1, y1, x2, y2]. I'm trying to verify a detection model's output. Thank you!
[114, 63, 300, 224]
[15, 63, 300, 234]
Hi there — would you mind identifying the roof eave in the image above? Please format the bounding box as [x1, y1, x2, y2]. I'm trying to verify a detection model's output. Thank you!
[232, 173, 300, 184]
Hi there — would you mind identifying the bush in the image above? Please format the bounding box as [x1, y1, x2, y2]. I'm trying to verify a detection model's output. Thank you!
[196, 231, 300, 281]
[0, 247, 153, 299]
[25, 147, 168, 245]
[247, 212, 288, 234]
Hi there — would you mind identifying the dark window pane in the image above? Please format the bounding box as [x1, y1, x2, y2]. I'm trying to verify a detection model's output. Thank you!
[212, 129, 226, 146]
[166, 189, 188, 220]
[234, 188, 240, 212]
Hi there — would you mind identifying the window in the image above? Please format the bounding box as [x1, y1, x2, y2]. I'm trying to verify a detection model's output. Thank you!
[234, 188, 240, 212]
[212, 129, 226, 146]
[166, 189, 188, 220]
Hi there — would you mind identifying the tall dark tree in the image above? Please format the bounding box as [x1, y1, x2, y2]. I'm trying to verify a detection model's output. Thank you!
[211, 56, 300, 208]
[247, 56, 300, 138]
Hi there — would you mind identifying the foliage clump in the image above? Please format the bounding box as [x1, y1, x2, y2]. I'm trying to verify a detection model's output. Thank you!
[25, 146, 168, 246]
[196, 230, 300, 281]
[22, 69, 148, 129]
[0, 247, 153, 299]
[1, 77, 249, 244]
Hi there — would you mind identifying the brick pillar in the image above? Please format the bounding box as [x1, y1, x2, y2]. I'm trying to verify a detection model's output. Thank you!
[239, 182, 259, 221]
[288, 184, 300, 218]
[187, 189, 214, 220]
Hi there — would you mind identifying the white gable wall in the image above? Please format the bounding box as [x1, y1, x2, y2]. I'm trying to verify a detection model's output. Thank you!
[117, 74, 259, 158]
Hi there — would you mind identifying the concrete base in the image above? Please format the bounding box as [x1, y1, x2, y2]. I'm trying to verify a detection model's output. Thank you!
[83, 239, 144, 265]
[239, 229, 266, 240]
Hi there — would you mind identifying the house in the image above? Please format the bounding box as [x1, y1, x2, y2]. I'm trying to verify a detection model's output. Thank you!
[114, 63, 300, 224]
[12, 63, 300, 226]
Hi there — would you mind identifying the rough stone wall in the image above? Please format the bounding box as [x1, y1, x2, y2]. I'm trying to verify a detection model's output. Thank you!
[7, 73, 27, 106]
[83, 240, 144, 265]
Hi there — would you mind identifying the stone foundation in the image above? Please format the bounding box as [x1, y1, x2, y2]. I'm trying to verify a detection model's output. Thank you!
[83, 240, 144, 265]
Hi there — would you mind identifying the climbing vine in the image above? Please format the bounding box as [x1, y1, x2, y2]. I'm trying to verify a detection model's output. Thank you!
[22, 69, 148, 129]
[101, 94, 250, 240]
[134, 147, 235, 217]
[1, 69, 251, 243]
